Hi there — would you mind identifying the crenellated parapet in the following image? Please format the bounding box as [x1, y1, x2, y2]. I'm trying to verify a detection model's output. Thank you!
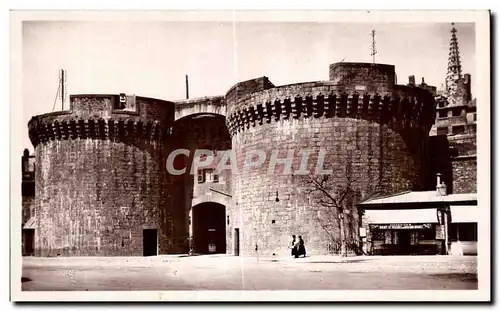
[28, 94, 175, 147]
[28, 116, 169, 147]
[226, 82, 436, 136]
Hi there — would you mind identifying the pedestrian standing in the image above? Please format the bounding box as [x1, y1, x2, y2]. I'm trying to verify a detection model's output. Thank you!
[290, 235, 297, 257]
[297, 236, 306, 258]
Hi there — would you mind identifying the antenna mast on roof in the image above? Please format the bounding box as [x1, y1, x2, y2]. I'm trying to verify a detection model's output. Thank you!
[52, 69, 67, 112]
[59, 69, 67, 110]
[370, 30, 377, 64]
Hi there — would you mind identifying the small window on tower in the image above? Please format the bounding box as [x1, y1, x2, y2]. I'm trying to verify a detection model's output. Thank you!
[114, 93, 137, 112]
[115, 93, 127, 110]
[197, 170, 205, 184]
[452, 109, 462, 117]
[197, 169, 219, 184]
[438, 110, 447, 118]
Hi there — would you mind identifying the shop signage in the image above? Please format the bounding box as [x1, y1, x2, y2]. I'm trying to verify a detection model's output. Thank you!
[370, 223, 432, 230]
[435, 225, 445, 240]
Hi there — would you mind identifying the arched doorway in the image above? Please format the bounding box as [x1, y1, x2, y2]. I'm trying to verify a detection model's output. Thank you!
[192, 202, 226, 254]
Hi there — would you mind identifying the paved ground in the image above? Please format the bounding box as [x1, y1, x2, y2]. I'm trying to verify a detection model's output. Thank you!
[21, 255, 477, 291]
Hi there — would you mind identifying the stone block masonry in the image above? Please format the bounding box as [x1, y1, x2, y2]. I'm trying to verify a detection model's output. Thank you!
[26, 61, 441, 257]
[225, 63, 436, 256]
[28, 95, 175, 256]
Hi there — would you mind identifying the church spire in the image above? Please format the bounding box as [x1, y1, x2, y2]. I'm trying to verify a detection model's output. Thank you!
[445, 23, 462, 96]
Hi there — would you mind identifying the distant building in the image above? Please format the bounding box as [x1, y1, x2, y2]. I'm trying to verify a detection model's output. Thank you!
[358, 24, 478, 256]
[21, 148, 35, 256]
[430, 24, 477, 195]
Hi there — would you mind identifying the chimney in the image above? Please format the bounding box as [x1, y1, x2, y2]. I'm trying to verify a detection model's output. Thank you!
[464, 73, 471, 84]
[436, 173, 447, 196]
[421, 77, 426, 85]
[185, 74, 189, 99]
[22, 149, 29, 173]
[408, 75, 415, 86]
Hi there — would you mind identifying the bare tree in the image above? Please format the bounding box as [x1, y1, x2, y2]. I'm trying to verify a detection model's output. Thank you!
[305, 153, 382, 257]
[306, 169, 356, 256]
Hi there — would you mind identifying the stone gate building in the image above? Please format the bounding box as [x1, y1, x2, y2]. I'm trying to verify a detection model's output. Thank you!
[22, 24, 478, 257]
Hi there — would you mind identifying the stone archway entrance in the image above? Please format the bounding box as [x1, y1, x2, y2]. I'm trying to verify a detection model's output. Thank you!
[192, 202, 226, 254]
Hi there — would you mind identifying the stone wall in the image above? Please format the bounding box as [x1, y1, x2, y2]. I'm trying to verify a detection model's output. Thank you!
[33, 139, 165, 256]
[225, 71, 435, 256]
[329, 62, 396, 93]
[452, 157, 477, 194]
[28, 95, 175, 256]
[170, 113, 232, 253]
[226, 117, 427, 256]
[429, 132, 477, 194]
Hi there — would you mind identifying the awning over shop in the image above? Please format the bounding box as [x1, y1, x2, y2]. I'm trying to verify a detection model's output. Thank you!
[23, 217, 35, 229]
[364, 208, 438, 224]
[359, 191, 477, 209]
[450, 205, 478, 223]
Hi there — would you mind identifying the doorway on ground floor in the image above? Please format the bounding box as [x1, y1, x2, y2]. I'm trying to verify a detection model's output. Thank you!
[397, 230, 412, 254]
[192, 202, 226, 254]
[143, 229, 158, 256]
[234, 228, 240, 256]
[22, 228, 35, 256]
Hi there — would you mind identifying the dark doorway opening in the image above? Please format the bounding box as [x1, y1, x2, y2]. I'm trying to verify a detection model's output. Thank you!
[397, 231, 412, 255]
[22, 229, 35, 256]
[192, 202, 226, 254]
[234, 228, 240, 256]
[143, 229, 157, 256]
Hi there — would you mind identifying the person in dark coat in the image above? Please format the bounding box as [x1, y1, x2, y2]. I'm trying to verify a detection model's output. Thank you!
[296, 236, 306, 258]
[290, 235, 297, 257]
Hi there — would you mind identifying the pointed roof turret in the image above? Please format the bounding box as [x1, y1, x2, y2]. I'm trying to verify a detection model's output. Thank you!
[445, 23, 463, 97]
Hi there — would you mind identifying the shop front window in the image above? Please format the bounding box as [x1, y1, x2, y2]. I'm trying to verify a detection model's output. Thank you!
[371, 229, 385, 241]
[458, 223, 477, 241]
[418, 228, 435, 240]
[450, 223, 477, 242]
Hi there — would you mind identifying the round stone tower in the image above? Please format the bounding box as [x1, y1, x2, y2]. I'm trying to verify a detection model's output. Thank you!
[28, 94, 175, 256]
[225, 63, 436, 256]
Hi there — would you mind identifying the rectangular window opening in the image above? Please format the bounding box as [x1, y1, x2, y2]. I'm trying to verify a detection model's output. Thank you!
[437, 127, 449, 136]
[452, 125, 465, 135]
[438, 110, 447, 118]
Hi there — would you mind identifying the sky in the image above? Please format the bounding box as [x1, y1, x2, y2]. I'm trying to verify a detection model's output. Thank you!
[21, 21, 476, 152]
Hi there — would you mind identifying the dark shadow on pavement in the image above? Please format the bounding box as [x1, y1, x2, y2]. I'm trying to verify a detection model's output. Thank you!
[428, 273, 478, 281]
